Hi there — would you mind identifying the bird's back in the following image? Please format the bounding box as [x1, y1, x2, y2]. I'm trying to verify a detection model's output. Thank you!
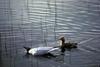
[29, 47, 53, 55]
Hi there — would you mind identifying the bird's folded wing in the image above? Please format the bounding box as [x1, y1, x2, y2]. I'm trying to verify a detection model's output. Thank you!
[48, 48, 60, 52]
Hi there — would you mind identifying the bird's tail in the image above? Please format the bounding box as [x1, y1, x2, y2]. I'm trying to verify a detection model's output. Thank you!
[24, 46, 31, 53]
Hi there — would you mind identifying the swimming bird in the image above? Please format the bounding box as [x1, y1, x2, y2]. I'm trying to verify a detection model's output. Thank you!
[24, 36, 77, 56]
[58, 37, 77, 49]
[24, 47, 59, 56]
[24, 41, 66, 56]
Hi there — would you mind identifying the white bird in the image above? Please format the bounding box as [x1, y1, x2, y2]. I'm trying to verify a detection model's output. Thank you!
[24, 37, 66, 56]
[24, 46, 60, 56]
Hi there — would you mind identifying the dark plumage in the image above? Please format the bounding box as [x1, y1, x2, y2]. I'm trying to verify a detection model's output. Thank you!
[59, 37, 77, 49]
[24, 47, 31, 54]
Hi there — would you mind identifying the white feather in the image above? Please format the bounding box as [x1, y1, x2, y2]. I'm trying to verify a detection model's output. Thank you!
[28, 47, 56, 55]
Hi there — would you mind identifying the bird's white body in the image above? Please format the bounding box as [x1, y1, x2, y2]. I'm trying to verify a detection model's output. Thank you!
[28, 47, 59, 55]
[24, 37, 67, 56]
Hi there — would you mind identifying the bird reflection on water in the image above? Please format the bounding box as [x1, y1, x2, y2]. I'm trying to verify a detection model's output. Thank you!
[23, 52, 66, 63]
[23, 48, 73, 65]
[23, 36, 77, 65]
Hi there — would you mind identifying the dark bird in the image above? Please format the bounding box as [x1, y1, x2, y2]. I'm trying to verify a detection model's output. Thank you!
[58, 37, 77, 50]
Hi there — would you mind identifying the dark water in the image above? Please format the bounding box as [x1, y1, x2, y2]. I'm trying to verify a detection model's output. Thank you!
[0, 0, 100, 67]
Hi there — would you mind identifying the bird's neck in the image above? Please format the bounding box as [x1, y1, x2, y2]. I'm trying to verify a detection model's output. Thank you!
[59, 40, 65, 46]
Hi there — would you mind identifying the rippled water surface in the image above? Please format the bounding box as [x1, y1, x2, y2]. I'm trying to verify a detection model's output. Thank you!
[0, 0, 100, 67]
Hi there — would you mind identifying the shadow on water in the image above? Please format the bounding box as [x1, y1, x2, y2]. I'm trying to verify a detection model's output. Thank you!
[23, 52, 65, 63]
[23, 48, 76, 65]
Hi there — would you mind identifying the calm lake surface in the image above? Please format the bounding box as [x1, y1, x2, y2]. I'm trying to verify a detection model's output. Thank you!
[0, 0, 100, 67]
